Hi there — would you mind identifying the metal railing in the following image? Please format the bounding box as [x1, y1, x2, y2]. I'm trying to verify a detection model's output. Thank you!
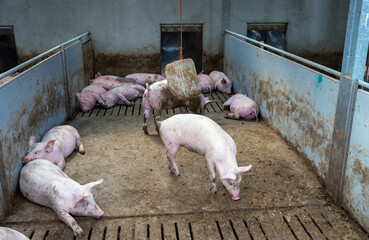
[0, 32, 90, 80]
[225, 30, 342, 78]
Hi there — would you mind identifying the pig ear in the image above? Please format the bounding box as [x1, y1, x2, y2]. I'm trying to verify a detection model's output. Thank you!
[221, 172, 236, 181]
[199, 70, 204, 75]
[74, 191, 89, 203]
[84, 179, 104, 191]
[29, 136, 36, 146]
[221, 78, 227, 85]
[237, 164, 252, 174]
[45, 140, 55, 153]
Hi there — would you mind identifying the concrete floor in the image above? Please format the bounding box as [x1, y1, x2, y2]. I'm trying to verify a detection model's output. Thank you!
[2, 93, 368, 239]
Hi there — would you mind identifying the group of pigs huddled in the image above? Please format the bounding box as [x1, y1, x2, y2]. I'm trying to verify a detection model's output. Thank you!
[6, 70, 260, 238]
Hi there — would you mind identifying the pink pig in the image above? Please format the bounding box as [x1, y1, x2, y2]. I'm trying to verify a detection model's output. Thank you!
[89, 78, 133, 91]
[101, 84, 146, 108]
[20, 159, 104, 237]
[125, 73, 165, 87]
[158, 114, 252, 200]
[22, 125, 85, 169]
[0, 227, 29, 239]
[209, 71, 233, 94]
[76, 84, 107, 112]
[142, 80, 215, 134]
[197, 71, 214, 93]
[223, 92, 259, 121]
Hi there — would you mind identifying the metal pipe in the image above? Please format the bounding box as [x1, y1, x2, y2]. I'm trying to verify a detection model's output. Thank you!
[0, 32, 90, 80]
[225, 30, 342, 78]
[358, 79, 369, 88]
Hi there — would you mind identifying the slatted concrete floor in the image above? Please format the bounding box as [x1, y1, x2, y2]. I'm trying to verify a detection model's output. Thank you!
[73, 91, 230, 119]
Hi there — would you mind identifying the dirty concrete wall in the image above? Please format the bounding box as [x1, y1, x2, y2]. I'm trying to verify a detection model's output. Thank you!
[224, 34, 339, 180]
[343, 89, 369, 232]
[228, 0, 350, 70]
[0, 0, 223, 76]
[0, 53, 67, 217]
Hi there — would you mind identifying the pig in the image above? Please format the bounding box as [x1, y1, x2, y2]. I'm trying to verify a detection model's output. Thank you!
[142, 80, 216, 134]
[93, 72, 136, 84]
[22, 125, 85, 169]
[197, 70, 214, 93]
[76, 84, 107, 112]
[125, 73, 165, 87]
[209, 71, 233, 94]
[101, 84, 146, 108]
[20, 159, 104, 237]
[0, 72, 19, 85]
[0, 227, 29, 240]
[89, 78, 133, 91]
[223, 92, 259, 121]
[158, 114, 252, 200]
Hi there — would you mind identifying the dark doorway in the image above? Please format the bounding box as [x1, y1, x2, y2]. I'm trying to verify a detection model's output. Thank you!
[0, 26, 18, 73]
[160, 24, 202, 75]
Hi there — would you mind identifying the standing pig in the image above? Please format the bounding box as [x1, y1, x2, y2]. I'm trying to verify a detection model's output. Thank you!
[101, 84, 146, 108]
[158, 114, 252, 200]
[20, 159, 104, 237]
[209, 71, 233, 94]
[223, 92, 259, 121]
[125, 73, 165, 87]
[0, 227, 29, 240]
[76, 84, 107, 112]
[22, 125, 85, 169]
[197, 71, 214, 93]
[142, 80, 215, 134]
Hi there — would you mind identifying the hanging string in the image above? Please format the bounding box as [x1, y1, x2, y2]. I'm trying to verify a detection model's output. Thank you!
[179, 0, 183, 60]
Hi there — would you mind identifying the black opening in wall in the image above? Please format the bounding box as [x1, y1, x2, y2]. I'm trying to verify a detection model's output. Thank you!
[0, 26, 18, 73]
[160, 24, 202, 75]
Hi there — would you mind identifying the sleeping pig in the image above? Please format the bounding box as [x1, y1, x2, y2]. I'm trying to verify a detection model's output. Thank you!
[101, 84, 146, 108]
[223, 92, 259, 121]
[209, 71, 233, 94]
[125, 73, 165, 87]
[158, 114, 252, 200]
[20, 159, 104, 237]
[22, 125, 85, 169]
[76, 84, 107, 112]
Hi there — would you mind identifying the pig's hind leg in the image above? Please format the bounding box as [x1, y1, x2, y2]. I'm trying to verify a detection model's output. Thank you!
[165, 144, 180, 176]
[225, 113, 240, 119]
[72, 131, 85, 154]
[55, 209, 84, 237]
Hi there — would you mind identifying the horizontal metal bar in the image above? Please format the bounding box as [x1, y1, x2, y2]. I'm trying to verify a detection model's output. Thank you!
[225, 30, 342, 78]
[0, 32, 90, 80]
[358, 79, 369, 88]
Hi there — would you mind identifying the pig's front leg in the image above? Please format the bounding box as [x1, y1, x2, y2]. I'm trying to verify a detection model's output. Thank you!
[55, 209, 84, 237]
[154, 109, 163, 133]
[166, 145, 180, 176]
[207, 161, 217, 194]
[143, 108, 151, 134]
[117, 93, 132, 105]
[179, 107, 187, 114]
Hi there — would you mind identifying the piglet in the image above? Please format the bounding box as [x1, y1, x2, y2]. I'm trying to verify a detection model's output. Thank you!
[158, 114, 252, 200]
[76, 84, 107, 112]
[0, 227, 29, 240]
[125, 73, 165, 87]
[223, 92, 259, 121]
[209, 71, 233, 94]
[142, 80, 215, 134]
[22, 125, 85, 169]
[101, 84, 146, 108]
[20, 159, 104, 237]
[198, 71, 214, 93]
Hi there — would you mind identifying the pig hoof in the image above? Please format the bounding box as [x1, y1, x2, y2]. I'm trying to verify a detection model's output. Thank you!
[79, 149, 85, 155]
[74, 226, 84, 237]
[211, 187, 217, 194]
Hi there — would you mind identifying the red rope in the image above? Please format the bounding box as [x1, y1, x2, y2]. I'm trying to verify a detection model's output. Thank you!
[179, 0, 183, 60]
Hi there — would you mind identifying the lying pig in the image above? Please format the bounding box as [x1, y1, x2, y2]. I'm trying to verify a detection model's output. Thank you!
[101, 84, 146, 108]
[22, 125, 85, 169]
[209, 71, 233, 94]
[223, 92, 259, 121]
[20, 159, 104, 237]
[0, 72, 19, 85]
[89, 78, 133, 91]
[76, 84, 107, 112]
[158, 114, 252, 200]
[94, 72, 136, 84]
[0, 227, 29, 240]
[125, 73, 165, 87]
[142, 80, 215, 134]
[198, 71, 214, 93]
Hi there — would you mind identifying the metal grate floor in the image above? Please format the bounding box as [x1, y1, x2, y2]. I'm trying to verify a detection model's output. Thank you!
[4, 205, 368, 239]
[74, 91, 231, 118]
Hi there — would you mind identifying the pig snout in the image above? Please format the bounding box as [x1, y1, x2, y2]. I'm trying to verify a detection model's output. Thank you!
[93, 207, 104, 218]
[229, 189, 240, 201]
[21, 156, 32, 164]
